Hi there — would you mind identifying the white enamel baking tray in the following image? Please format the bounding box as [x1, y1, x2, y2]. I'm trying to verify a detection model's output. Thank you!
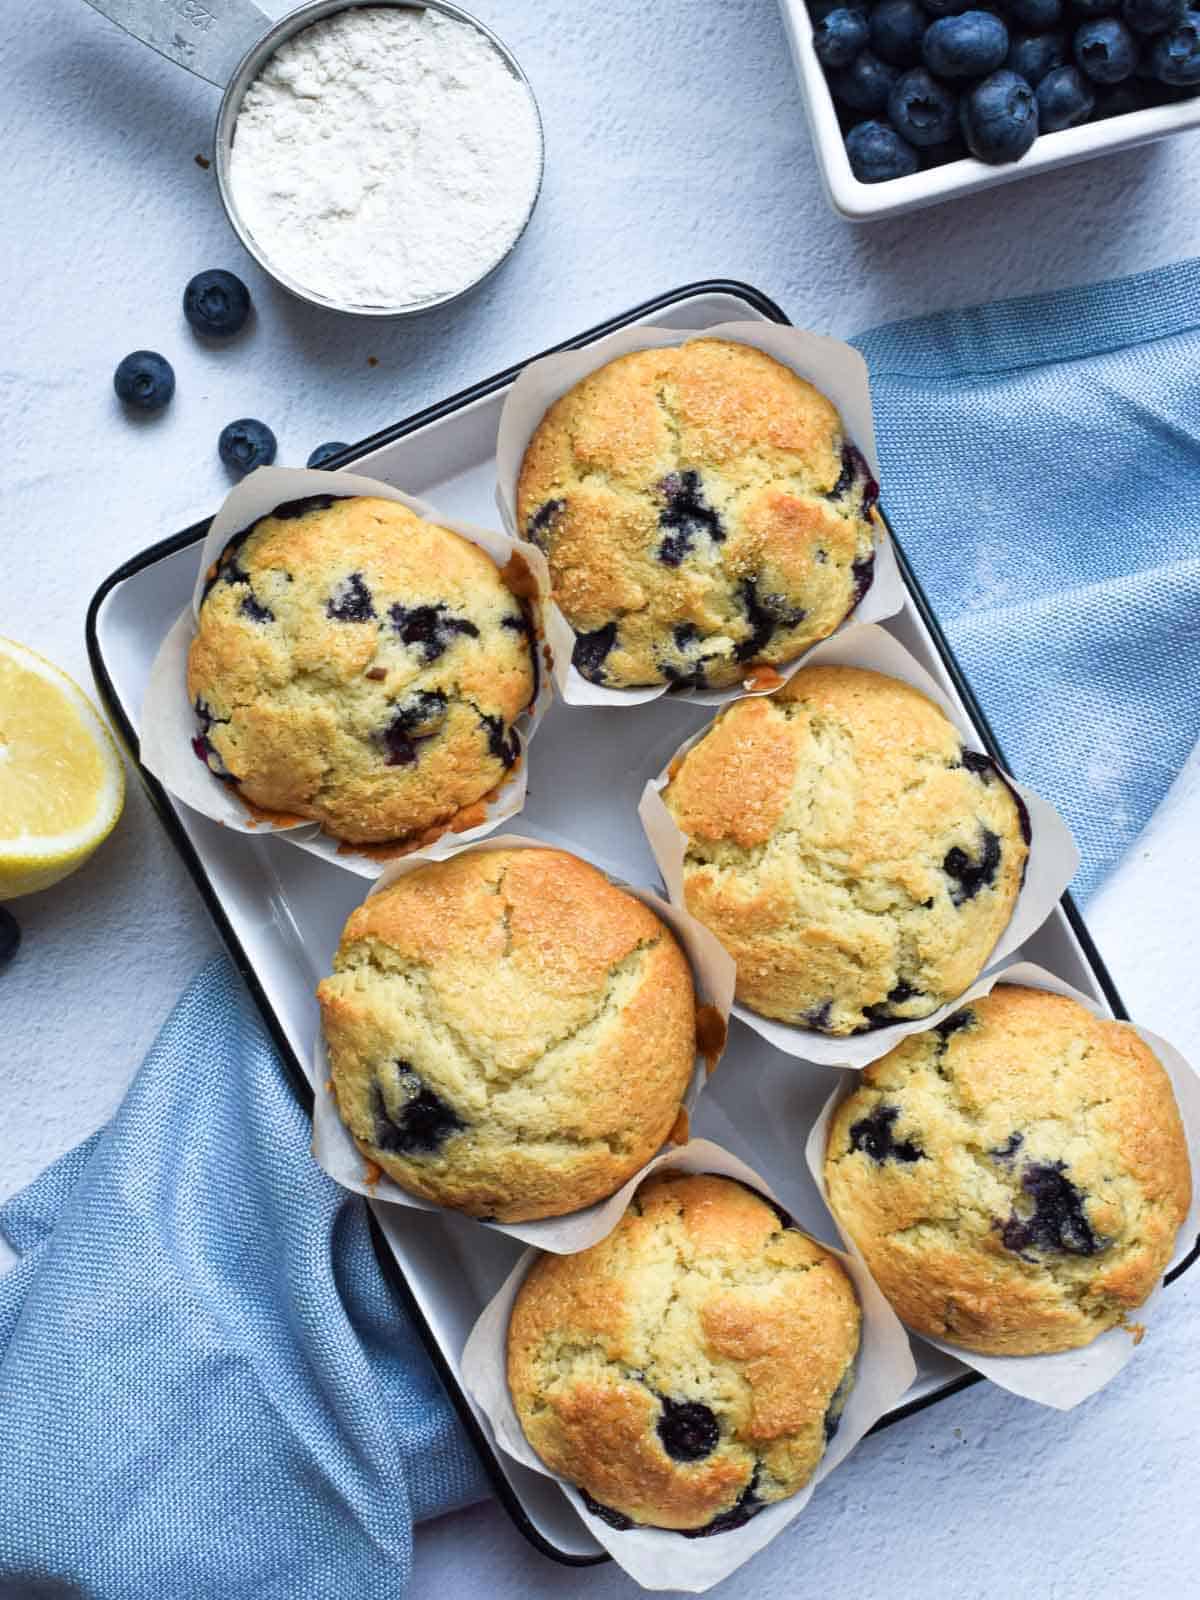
[87, 280, 1192, 1567]
[776, 0, 1200, 221]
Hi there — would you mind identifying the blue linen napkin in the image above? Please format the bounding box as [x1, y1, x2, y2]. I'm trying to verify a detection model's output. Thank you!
[0, 957, 488, 1600]
[853, 257, 1200, 903]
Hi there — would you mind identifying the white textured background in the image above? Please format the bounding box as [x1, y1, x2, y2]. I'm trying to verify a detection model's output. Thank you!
[2, 0, 1198, 1594]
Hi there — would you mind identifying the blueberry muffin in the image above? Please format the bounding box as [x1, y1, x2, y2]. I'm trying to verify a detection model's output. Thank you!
[187, 495, 535, 844]
[515, 339, 877, 690]
[507, 1173, 861, 1533]
[825, 986, 1192, 1355]
[316, 848, 698, 1222]
[662, 664, 1029, 1034]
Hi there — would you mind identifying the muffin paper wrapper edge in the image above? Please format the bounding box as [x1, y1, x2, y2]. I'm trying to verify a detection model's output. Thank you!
[458, 1137, 917, 1593]
[804, 959, 1200, 1410]
[638, 621, 1081, 1070]
[493, 321, 905, 709]
[139, 465, 554, 879]
[308, 832, 737, 1252]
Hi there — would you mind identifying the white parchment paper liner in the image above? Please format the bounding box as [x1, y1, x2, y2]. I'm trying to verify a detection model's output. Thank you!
[639, 622, 1081, 1070]
[309, 833, 736, 1251]
[140, 466, 553, 880]
[460, 1138, 917, 1592]
[805, 959, 1200, 1410]
[494, 320, 905, 708]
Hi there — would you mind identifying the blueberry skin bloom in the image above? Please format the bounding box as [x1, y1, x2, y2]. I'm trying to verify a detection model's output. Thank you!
[1008, 0, 1062, 28]
[814, 6, 870, 65]
[1007, 30, 1067, 80]
[1151, 9, 1200, 78]
[845, 118, 922, 178]
[924, 11, 1011, 74]
[218, 419, 278, 475]
[960, 69, 1040, 158]
[832, 50, 901, 110]
[183, 270, 251, 338]
[1036, 62, 1097, 124]
[870, 0, 928, 63]
[889, 67, 960, 141]
[1074, 17, 1139, 78]
[1122, 0, 1184, 33]
[113, 351, 175, 412]
[307, 441, 350, 468]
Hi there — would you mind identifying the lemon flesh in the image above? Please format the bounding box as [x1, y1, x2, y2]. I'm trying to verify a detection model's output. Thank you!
[0, 639, 125, 898]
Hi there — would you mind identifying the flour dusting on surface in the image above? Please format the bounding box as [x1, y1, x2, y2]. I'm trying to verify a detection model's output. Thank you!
[229, 7, 541, 309]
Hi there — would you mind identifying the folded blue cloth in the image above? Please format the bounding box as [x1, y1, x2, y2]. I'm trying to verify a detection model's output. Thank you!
[854, 257, 1200, 902]
[0, 957, 488, 1600]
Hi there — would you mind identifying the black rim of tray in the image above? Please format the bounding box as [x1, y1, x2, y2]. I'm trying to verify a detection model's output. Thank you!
[84, 277, 1200, 1569]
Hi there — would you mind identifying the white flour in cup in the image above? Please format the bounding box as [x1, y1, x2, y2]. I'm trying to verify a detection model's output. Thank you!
[229, 6, 542, 310]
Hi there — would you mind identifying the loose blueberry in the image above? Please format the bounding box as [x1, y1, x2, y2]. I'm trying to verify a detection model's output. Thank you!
[657, 1399, 720, 1462]
[1037, 62, 1096, 123]
[0, 907, 21, 968]
[735, 577, 807, 661]
[572, 621, 619, 683]
[479, 712, 521, 768]
[934, 1006, 976, 1040]
[326, 572, 376, 623]
[990, 1131, 1025, 1161]
[1006, 28, 1068, 79]
[579, 1490, 635, 1532]
[372, 1063, 464, 1154]
[183, 269, 251, 338]
[925, 10, 1010, 74]
[307, 441, 350, 468]
[889, 67, 960, 143]
[871, 0, 929, 62]
[814, 5, 871, 64]
[656, 471, 724, 566]
[943, 826, 1002, 903]
[1150, 9, 1200, 78]
[1008, 0, 1062, 26]
[960, 70, 1040, 160]
[849, 1104, 924, 1163]
[218, 418, 277, 475]
[1122, 0, 1184, 31]
[845, 116, 920, 181]
[389, 602, 480, 663]
[1074, 16, 1139, 77]
[1000, 1160, 1104, 1255]
[526, 498, 565, 549]
[113, 351, 175, 412]
[832, 51, 902, 112]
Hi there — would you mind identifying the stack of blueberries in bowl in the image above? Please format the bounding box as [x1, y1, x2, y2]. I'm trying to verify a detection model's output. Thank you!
[809, 0, 1200, 180]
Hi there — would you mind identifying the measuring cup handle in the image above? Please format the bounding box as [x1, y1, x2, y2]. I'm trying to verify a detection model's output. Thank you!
[80, 0, 269, 88]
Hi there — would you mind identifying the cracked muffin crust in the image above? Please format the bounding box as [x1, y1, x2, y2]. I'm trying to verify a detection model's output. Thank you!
[515, 339, 877, 690]
[316, 848, 698, 1222]
[824, 985, 1192, 1355]
[506, 1172, 861, 1533]
[186, 495, 535, 844]
[662, 664, 1029, 1034]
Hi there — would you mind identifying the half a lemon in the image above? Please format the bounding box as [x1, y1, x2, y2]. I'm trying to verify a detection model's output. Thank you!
[0, 638, 125, 898]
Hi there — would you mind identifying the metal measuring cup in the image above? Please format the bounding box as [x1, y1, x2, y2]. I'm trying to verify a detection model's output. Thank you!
[81, 0, 545, 317]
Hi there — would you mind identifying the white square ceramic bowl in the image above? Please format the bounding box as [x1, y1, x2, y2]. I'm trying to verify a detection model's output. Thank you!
[777, 0, 1200, 220]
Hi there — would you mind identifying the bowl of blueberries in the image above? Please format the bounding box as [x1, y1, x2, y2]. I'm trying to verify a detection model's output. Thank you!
[777, 0, 1200, 216]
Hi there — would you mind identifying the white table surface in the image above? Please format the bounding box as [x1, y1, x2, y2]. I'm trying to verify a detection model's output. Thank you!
[2, 1, 1198, 1594]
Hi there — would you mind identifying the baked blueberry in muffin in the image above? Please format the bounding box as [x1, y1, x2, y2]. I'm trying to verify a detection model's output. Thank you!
[186, 495, 535, 844]
[662, 664, 1029, 1034]
[824, 985, 1192, 1355]
[515, 339, 877, 690]
[317, 848, 699, 1222]
[506, 1173, 861, 1531]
